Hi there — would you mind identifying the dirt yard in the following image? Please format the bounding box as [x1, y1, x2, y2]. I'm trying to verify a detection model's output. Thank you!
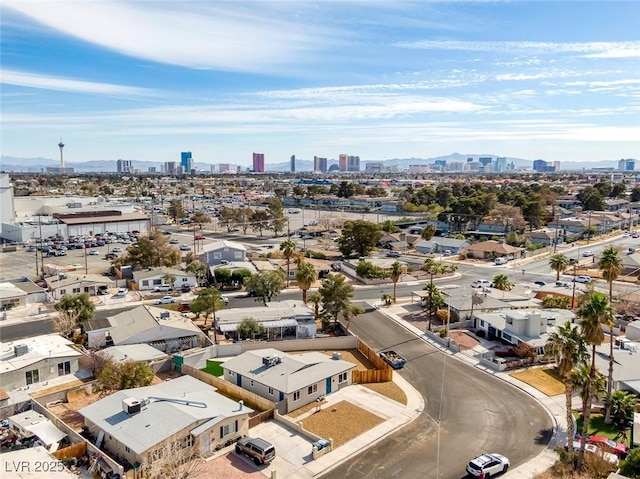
[511, 367, 565, 396]
[298, 400, 385, 447]
[363, 381, 407, 405]
[449, 330, 480, 350]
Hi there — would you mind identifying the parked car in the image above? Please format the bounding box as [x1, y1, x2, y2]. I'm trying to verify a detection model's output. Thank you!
[155, 295, 176, 304]
[494, 257, 508, 265]
[195, 235, 205, 240]
[97, 286, 110, 295]
[235, 437, 276, 465]
[386, 251, 401, 258]
[169, 238, 179, 244]
[582, 251, 595, 257]
[628, 247, 635, 254]
[154, 284, 172, 292]
[533, 281, 547, 286]
[112, 247, 123, 253]
[114, 288, 128, 298]
[556, 280, 571, 287]
[466, 453, 510, 477]
[574, 275, 592, 283]
[472, 280, 492, 288]
[180, 244, 191, 251]
[89, 250, 99, 255]
[569, 258, 579, 265]
[221, 296, 229, 304]
[181, 284, 191, 293]
[586, 435, 629, 458]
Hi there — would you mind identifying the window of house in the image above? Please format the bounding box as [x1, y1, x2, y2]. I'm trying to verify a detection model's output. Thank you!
[182, 277, 188, 282]
[72, 288, 81, 294]
[57, 361, 71, 376]
[268, 387, 274, 395]
[234, 251, 243, 259]
[185, 435, 194, 447]
[142, 280, 149, 287]
[60, 289, 66, 295]
[125, 446, 130, 453]
[228, 371, 234, 376]
[153, 279, 162, 285]
[338, 372, 347, 383]
[308, 384, 317, 395]
[220, 420, 238, 438]
[213, 252, 222, 259]
[293, 391, 300, 401]
[25, 369, 39, 385]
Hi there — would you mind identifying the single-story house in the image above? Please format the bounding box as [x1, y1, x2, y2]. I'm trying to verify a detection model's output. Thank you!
[440, 288, 514, 320]
[276, 257, 333, 282]
[7, 410, 67, 451]
[216, 300, 317, 340]
[131, 267, 197, 291]
[82, 305, 211, 351]
[5, 277, 47, 305]
[464, 240, 524, 260]
[96, 344, 169, 364]
[200, 240, 247, 266]
[222, 348, 356, 414]
[529, 229, 560, 245]
[0, 334, 82, 391]
[0, 282, 28, 310]
[414, 238, 470, 255]
[626, 320, 640, 341]
[79, 375, 253, 469]
[592, 340, 640, 395]
[46, 273, 113, 300]
[620, 253, 640, 276]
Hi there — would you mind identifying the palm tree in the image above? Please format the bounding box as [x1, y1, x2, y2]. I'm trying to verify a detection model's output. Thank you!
[576, 291, 612, 467]
[545, 322, 589, 457]
[308, 292, 322, 318]
[492, 273, 513, 291]
[598, 246, 622, 424]
[295, 261, 317, 303]
[549, 253, 570, 281]
[342, 303, 364, 331]
[423, 283, 444, 330]
[390, 261, 403, 301]
[319, 274, 355, 330]
[572, 364, 607, 466]
[280, 238, 297, 286]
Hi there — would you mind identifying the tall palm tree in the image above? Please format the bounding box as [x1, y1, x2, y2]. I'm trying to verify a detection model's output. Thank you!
[545, 322, 589, 456]
[576, 291, 612, 467]
[390, 261, 403, 301]
[549, 253, 570, 281]
[308, 292, 322, 318]
[492, 273, 513, 291]
[598, 246, 622, 424]
[572, 364, 607, 465]
[295, 261, 317, 303]
[280, 238, 297, 286]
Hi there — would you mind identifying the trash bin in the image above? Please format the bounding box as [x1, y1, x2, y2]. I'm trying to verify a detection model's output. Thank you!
[314, 439, 329, 451]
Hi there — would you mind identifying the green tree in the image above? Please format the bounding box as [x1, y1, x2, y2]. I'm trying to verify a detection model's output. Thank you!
[250, 210, 270, 237]
[267, 198, 287, 236]
[219, 206, 240, 232]
[185, 260, 208, 286]
[190, 288, 227, 339]
[308, 292, 322, 318]
[121, 228, 180, 269]
[338, 219, 384, 257]
[492, 273, 514, 291]
[162, 272, 176, 290]
[96, 359, 154, 394]
[54, 293, 96, 336]
[598, 246, 622, 424]
[295, 261, 318, 303]
[191, 211, 211, 227]
[609, 390, 637, 429]
[577, 187, 606, 211]
[212, 267, 232, 286]
[420, 224, 437, 241]
[422, 283, 444, 330]
[280, 238, 297, 286]
[545, 321, 589, 457]
[319, 274, 354, 329]
[541, 296, 570, 309]
[168, 199, 185, 224]
[236, 317, 265, 340]
[630, 186, 640, 203]
[343, 303, 364, 331]
[244, 270, 286, 305]
[549, 253, 570, 281]
[381, 220, 401, 233]
[390, 261, 403, 301]
[576, 292, 612, 468]
[620, 446, 640, 478]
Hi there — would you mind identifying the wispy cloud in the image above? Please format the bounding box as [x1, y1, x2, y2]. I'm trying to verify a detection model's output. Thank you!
[1, 69, 155, 96]
[395, 40, 640, 58]
[3, 1, 347, 73]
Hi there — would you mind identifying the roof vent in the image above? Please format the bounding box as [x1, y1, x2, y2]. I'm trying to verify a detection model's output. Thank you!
[262, 355, 281, 368]
[332, 352, 342, 360]
[122, 398, 142, 416]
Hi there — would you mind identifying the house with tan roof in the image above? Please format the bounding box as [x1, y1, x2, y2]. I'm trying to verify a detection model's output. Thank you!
[464, 240, 524, 260]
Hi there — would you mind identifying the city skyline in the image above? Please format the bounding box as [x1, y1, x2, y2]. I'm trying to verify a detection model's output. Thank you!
[1, 1, 639, 166]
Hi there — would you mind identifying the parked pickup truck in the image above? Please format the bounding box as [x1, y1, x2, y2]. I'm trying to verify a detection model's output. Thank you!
[379, 350, 407, 369]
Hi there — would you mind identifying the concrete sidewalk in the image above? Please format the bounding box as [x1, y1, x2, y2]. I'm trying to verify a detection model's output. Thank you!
[379, 302, 565, 479]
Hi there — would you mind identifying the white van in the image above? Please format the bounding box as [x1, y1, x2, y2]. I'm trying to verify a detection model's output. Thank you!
[494, 257, 508, 265]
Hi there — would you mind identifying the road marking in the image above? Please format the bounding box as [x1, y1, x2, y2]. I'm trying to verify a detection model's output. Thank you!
[406, 281, 419, 286]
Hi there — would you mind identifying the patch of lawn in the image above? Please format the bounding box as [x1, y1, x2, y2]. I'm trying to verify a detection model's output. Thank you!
[201, 360, 224, 377]
[510, 368, 565, 396]
[574, 413, 620, 440]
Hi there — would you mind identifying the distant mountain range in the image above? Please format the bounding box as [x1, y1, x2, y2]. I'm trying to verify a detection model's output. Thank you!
[0, 154, 623, 173]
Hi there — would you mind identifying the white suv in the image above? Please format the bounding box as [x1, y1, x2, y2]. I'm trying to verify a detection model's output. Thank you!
[466, 453, 510, 477]
[472, 280, 492, 288]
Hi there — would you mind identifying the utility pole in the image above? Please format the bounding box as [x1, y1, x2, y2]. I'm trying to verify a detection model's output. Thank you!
[587, 211, 592, 243]
[571, 264, 578, 310]
[84, 243, 88, 275]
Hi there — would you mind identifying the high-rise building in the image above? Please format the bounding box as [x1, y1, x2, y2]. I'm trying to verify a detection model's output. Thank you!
[365, 162, 383, 173]
[148, 167, 157, 173]
[348, 156, 360, 172]
[533, 159, 555, 173]
[290, 155, 296, 173]
[619, 159, 636, 171]
[478, 157, 493, 167]
[165, 161, 177, 175]
[338, 154, 348, 171]
[180, 152, 192, 173]
[252, 153, 265, 172]
[494, 157, 507, 172]
[117, 159, 133, 173]
[218, 163, 230, 173]
[46, 138, 74, 174]
[313, 156, 328, 173]
[553, 161, 561, 171]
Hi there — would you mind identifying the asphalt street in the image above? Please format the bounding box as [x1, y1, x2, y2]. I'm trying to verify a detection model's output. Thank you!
[323, 311, 553, 479]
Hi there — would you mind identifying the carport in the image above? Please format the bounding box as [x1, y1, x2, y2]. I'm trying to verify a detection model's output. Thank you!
[219, 318, 300, 340]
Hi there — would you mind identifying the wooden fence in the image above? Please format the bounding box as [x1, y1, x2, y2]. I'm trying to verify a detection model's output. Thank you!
[352, 339, 393, 384]
[53, 441, 87, 460]
[249, 409, 274, 428]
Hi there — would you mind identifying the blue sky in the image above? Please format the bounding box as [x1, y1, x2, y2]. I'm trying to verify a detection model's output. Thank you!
[1, 1, 639, 167]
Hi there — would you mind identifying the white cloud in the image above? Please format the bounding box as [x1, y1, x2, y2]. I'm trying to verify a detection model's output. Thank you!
[3, 1, 347, 73]
[1, 69, 154, 96]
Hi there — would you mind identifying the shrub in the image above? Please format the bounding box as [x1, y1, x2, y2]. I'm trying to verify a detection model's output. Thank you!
[437, 328, 447, 338]
[435, 309, 450, 323]
[620, 447, 640, 478]
[476, 330, 486, 338]
[356, 261, 390, 279]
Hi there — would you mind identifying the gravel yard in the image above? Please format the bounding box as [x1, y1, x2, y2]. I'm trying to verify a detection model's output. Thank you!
[298, 400, 385, 447]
